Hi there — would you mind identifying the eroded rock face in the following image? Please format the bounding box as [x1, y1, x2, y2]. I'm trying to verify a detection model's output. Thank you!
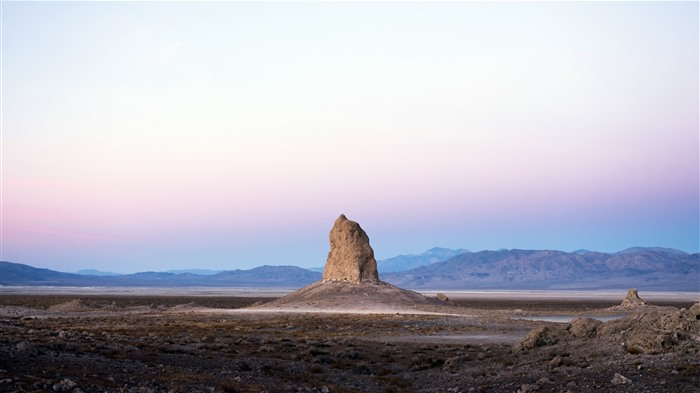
[322, 214, 379, 284]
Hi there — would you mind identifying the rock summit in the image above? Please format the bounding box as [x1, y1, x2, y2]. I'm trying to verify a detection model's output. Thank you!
[322, 214, 379, 284]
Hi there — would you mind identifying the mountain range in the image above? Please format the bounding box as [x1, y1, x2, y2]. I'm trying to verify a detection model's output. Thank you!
[381, 248, 699, 291]
[1, 247, 698, 291]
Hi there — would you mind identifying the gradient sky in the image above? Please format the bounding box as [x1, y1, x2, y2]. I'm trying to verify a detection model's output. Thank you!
[2, 1, 698, 274]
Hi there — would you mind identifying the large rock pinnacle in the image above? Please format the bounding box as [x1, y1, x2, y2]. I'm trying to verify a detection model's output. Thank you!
[620, 288, 647, 308]
[322, 214, 379, 284]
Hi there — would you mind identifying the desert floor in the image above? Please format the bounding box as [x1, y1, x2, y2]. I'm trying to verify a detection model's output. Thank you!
[1, 293, 698, 393]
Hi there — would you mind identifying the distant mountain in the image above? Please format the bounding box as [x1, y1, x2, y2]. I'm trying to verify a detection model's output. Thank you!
[383, 248, 700, 291]
[165, 269, 223, 275]
[0, 261, 320, 287]
[377, 247, 470, 272]
[572, 249, 592, 255]
[1, 262, 96, 286]
[75, 269, 122, 276]
[2, 247, 698, 291]
[616, 247, 690, 256]
[213, 265, 320, 286]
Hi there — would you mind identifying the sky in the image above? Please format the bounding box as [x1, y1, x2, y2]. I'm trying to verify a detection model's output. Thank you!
[2, 1, 698, 274]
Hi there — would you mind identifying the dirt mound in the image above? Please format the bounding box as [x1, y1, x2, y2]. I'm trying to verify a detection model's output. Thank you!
[48, 299, 92, 313]
[255, 281, 451, 313]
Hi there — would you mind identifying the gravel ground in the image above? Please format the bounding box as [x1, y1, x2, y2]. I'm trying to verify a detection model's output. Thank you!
[1, 295, 698, 393]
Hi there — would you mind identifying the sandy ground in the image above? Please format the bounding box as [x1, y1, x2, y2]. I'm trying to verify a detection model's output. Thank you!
[1, 292, 698, 393]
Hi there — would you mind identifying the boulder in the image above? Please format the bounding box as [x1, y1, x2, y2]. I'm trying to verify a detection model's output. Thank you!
[322, 214, 379, 284]
[513, 326, 563, 351]
[568, 317, 602, 338]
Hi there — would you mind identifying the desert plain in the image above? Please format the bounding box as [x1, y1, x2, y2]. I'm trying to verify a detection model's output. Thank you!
[1, 288, 698, 393]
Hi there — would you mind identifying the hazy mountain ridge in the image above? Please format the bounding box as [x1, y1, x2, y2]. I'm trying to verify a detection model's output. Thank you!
[306, 247, 469, 273]
[377, 247, 471, 272]
[1, 247, 697, 290]
[0, 262, 321, 288]
[75, 269, 122, 276]
[382, 248, 699, 291]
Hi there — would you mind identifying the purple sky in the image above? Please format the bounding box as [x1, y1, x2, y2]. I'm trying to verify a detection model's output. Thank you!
[2, 1, 698, 273]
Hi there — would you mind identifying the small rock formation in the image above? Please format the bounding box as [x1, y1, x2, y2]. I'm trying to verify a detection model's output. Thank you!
[436, 293, 450, 302]
[620, 288, 646, 309]
[322, 214, 379, 284]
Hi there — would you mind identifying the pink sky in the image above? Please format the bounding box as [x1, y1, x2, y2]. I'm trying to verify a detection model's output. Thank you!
[2, 1, 698, 273]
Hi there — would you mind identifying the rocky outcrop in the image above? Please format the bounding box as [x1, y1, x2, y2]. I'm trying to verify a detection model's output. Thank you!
[514, 302, 700, 355]
[256, 214, 452, 312]
[567, 317, 602, 338]
[322, 214, 379, 284]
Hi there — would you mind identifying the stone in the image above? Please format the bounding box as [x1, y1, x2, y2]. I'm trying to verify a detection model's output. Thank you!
[322, 214, 379, 284]
[610, 372, 632, 385]
[436, 293, 450, 302]
[517, 384, 539, 393]
[549, 355, 563, 369]
[52, 379, 78, 392]
[620, 288, 646, 309]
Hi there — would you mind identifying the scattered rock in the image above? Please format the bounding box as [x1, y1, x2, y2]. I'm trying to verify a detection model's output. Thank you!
[610, 372, 632, 385]
[517, 383, 539, 393]
[443, 356, 462, 371]
[322, 214, 379, 284]
[257, 345, 275, 353]
[52, 378, 78, 391]
[15, 341, 38, 357]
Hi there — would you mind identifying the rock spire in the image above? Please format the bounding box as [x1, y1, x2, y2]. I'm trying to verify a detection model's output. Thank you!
[322, 214, 379, 284]
[620, 288, 647, 309]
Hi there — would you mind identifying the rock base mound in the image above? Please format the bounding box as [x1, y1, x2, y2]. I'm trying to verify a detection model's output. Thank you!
[256, 281, 451, 313]
[251, 214, 459, 314]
